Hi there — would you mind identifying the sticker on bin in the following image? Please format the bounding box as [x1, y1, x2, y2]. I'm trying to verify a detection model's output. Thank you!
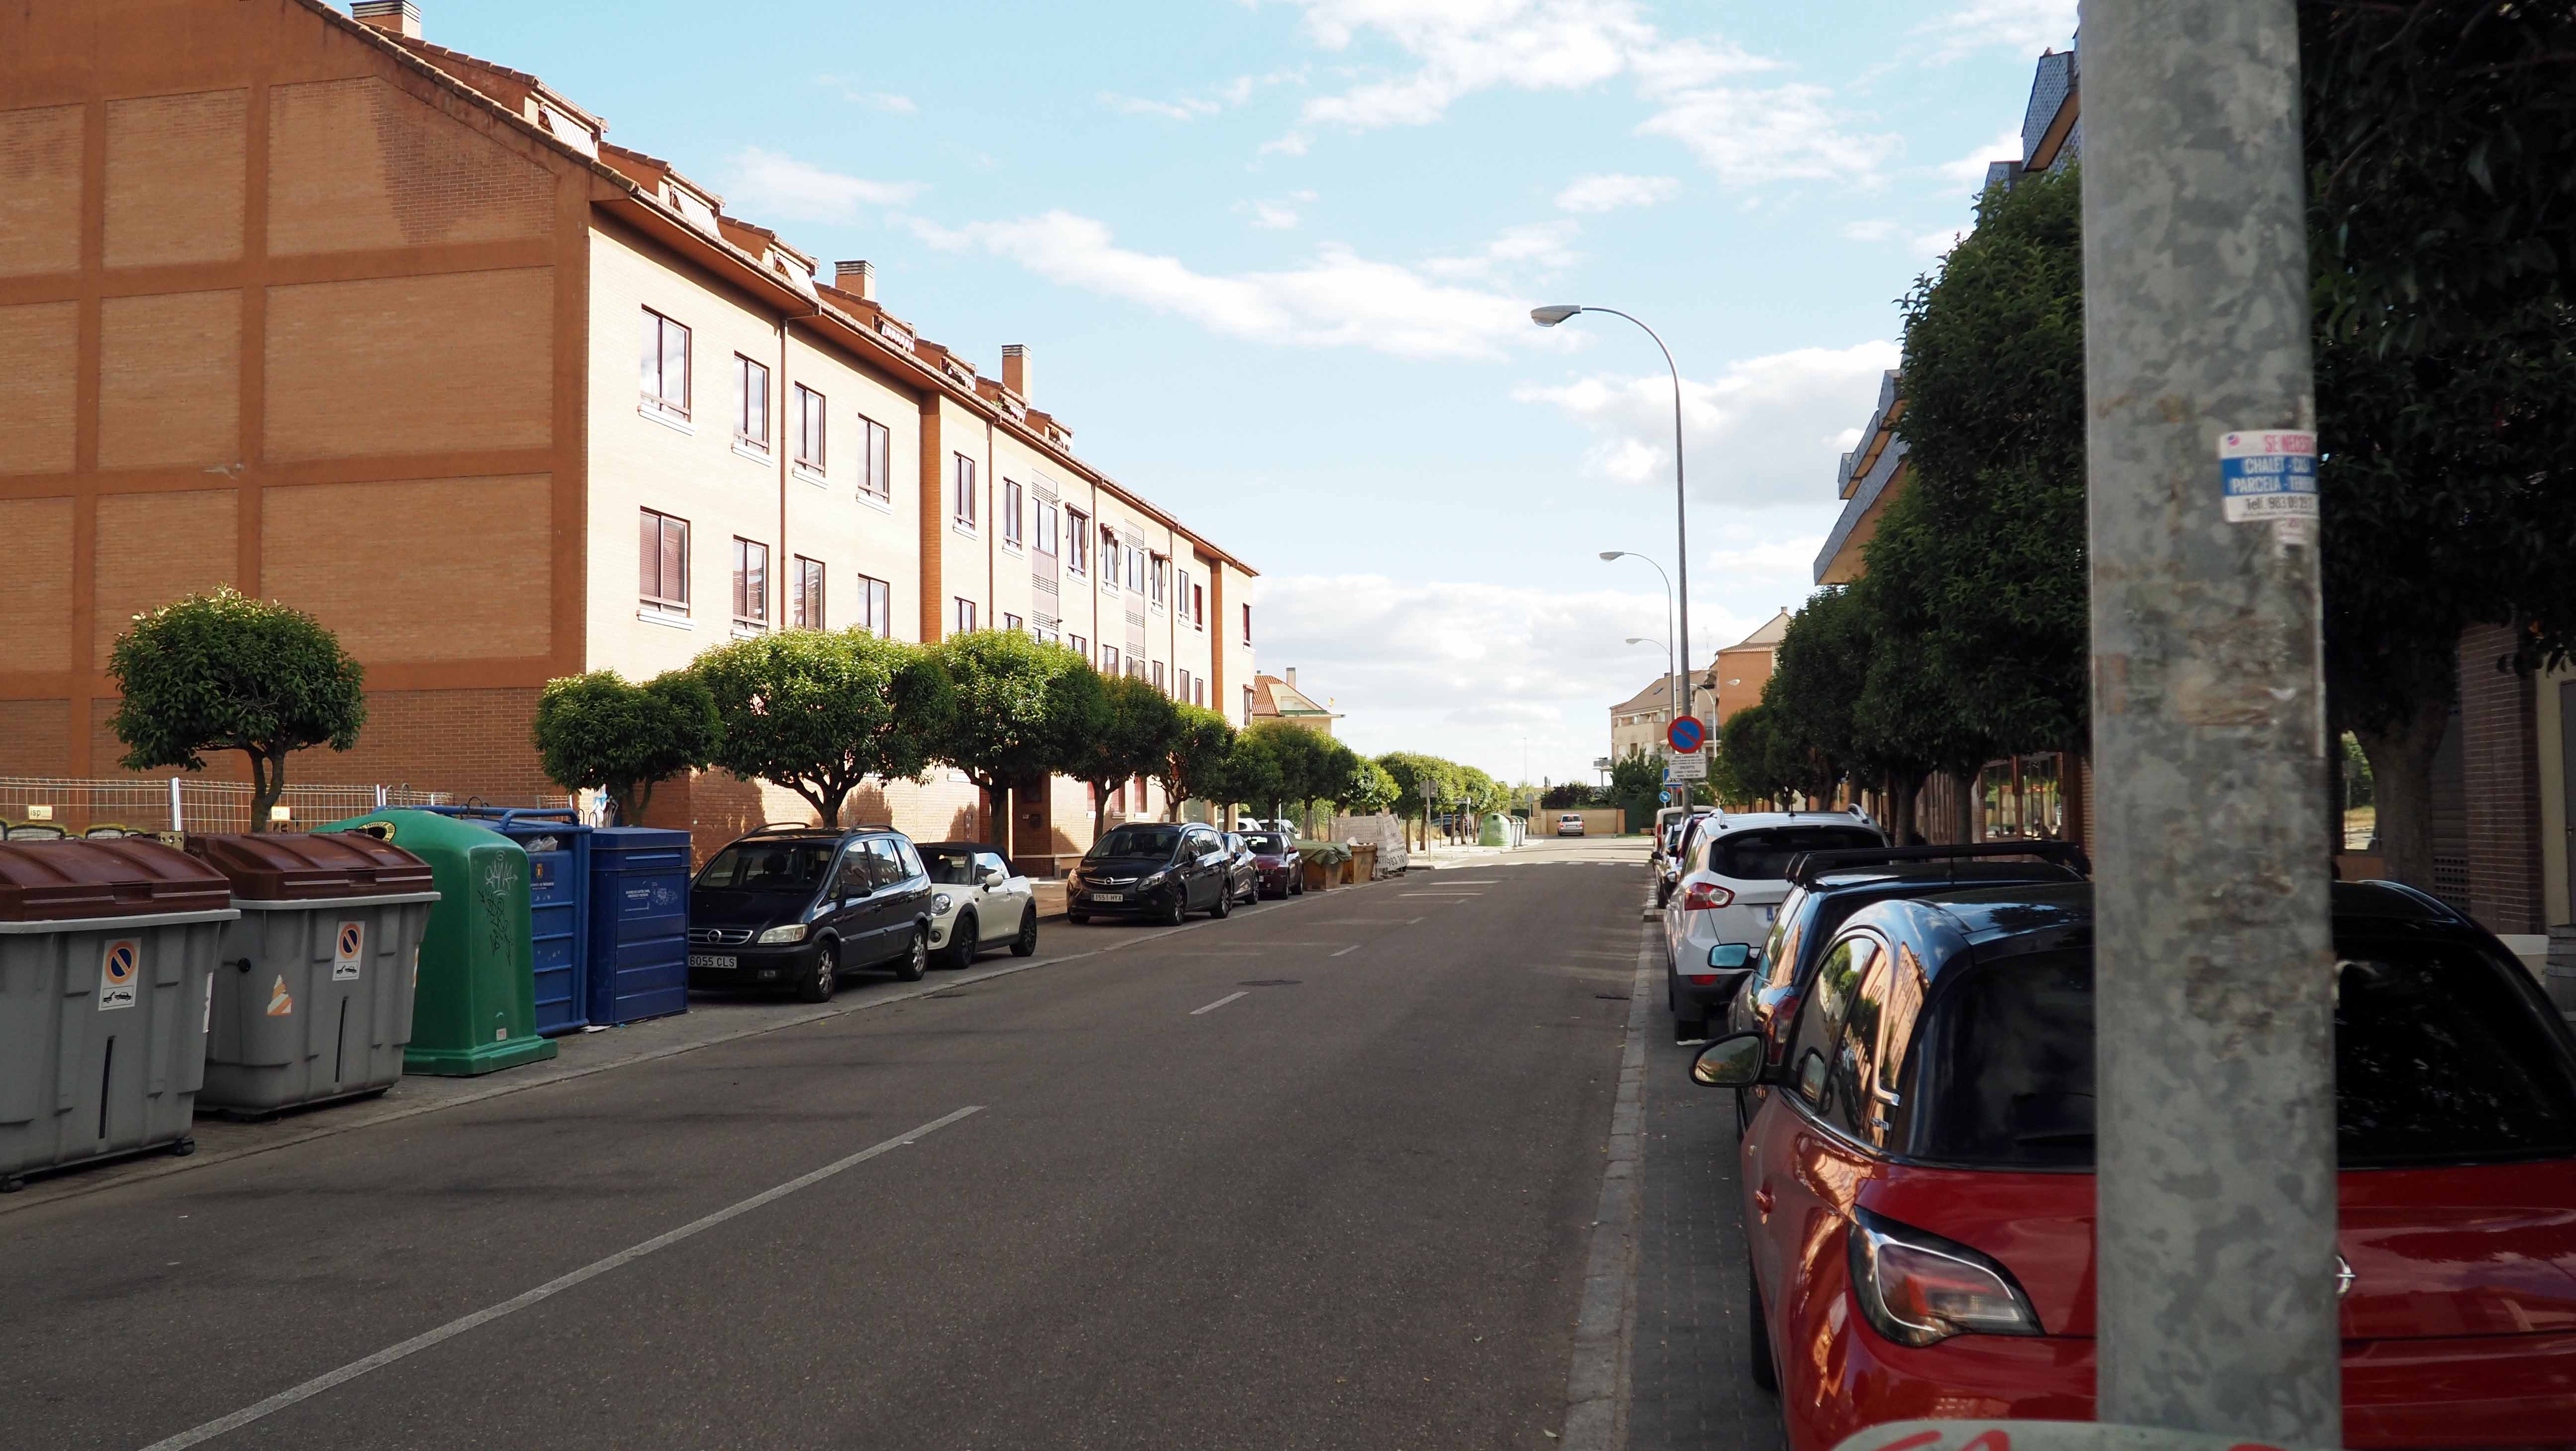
[333, 921, 365, 981]
[98, 939, 140, 1011]
[202, 974, 214, 1033]
[2218, 429, 2318, 521]
[267, 975, 294, 1017]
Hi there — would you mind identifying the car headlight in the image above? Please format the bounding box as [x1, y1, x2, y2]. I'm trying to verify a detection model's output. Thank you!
[1142, 870, 1172, 888]
[934, 892, 953, 913]
[756, 923, 808, 944]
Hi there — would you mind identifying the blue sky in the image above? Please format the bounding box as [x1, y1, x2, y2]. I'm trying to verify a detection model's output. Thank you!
[405, 0, 2075, 788]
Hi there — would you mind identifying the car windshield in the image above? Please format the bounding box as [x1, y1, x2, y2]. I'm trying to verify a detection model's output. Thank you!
[920, 848, 978, 885]
[1909, 941, 2576, 1169]
[698, 841, 838, 891]
[1243, 832, 1290, 854]
[1091, 825, 1183, 859]
[1709, 826, 1882, 881]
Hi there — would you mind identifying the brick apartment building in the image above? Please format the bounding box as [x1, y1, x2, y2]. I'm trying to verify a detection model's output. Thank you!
[0, 0, 1257, 863]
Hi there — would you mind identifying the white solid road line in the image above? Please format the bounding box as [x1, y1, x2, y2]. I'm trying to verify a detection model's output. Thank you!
[1189, 991, 1250, 1016]
[135, 1106, 987, 1451]
[1330, 945, 1360, 958]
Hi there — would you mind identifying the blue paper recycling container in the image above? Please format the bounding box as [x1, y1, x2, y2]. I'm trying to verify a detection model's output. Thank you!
[417, 808, 590, 1036]
[584, 827, 691, 1026]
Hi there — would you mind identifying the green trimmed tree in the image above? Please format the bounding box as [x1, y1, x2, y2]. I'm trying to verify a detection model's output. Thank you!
[106, 588, 367, 832]
[1336, 755, 1400, 817]
[930, 630, 1099, 857]
[531, 670, 720, 824]
[2300, 0, 2576, 886]
[1071, 670, 1179, 823]
[1374, 750, 1455, 846]
[1763, 586, 1875, 806]
[694, 628, 953, 829]
[1151, 706, 1237, 821]
[1226, 729, 1288, 824]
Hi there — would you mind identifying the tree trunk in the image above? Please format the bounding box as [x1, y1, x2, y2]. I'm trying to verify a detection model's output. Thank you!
[248, 750, 282, 833]
[2354, 694, 2449, 890]
[799, 782, 844, 829]
[1944, 768, 1977, 843]
[989, 780, 1014, 859]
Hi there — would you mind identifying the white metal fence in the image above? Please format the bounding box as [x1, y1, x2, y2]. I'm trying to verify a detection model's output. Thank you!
[0, 777, 577, 838]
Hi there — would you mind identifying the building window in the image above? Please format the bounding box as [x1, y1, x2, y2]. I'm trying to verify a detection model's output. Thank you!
[1242, 684, 1254, 722]
[733, 355, 768, 450]
[641, 309, 690, 418]
[1152, 660, 1166, 693]
[1003, 479, 1023, 547]
[1070, 633, 1088, 659]
[954, 597, 977, 634]
[1098, 527, 1118, 590]
[953, 454, 978, 528]
[1126, 544, 1144, 595]
[1004, 612, 1024, 634]
[1102, 644, 1120, 675]
[639, 509, 689, 614]
[854, 572, 890, 637]
[732, 538, 769, 630]
[1066, 510, 1088, 573]
[1195, 676, 1207, 707]
[858, 414, 890, 500]
[1177, 667, 1191, 702]
[793, 556, 824, 628]
[1149, 555, 1169, 609]
[1242, 603, 1253, 644]
[1191, 581, 1206, 629]
[795, 385, 825, 470]
[1037, 500, 1059, 555]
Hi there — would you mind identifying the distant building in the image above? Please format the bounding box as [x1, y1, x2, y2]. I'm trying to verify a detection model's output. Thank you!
[1610, 675, 1681, 764]
[1709, 612, 1789, 727]
[1249, 668, 1340, 735]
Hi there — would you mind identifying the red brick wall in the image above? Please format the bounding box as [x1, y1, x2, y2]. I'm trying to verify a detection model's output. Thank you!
[2459, 622, 2544, 934]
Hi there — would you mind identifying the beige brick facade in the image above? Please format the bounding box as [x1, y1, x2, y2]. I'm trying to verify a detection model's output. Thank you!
[1, 0, 1255, 868]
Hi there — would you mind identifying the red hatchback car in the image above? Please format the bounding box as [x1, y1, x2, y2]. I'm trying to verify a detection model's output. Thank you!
[1691, 880, 2576, 1451]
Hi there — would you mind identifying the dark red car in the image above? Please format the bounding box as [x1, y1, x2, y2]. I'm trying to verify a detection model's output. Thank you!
[1692, 880, 2576, 1451]
[1242, 829, 1303, 898]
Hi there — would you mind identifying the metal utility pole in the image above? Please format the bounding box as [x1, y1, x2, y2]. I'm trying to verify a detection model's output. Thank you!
[2083, 0, 2337, 1442]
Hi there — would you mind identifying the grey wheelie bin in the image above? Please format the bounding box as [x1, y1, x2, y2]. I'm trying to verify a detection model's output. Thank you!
[0, 837, 237, 1192]
[186, 832, 441, 1119]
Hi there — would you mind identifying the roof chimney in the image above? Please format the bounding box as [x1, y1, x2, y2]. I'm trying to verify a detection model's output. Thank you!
[351, 0, 422, 39]
[1001, 343, 1031, 401]
[833, 259, 875, 302]
[1284, 667, 1297, 692]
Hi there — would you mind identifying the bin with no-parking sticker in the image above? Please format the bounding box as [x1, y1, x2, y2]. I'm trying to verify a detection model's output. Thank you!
[321, 809, 556, 1077]
[0, 838, 237, 1191]
[415, 808, 591, 1036]
[585, 826, 691, 1027]
[185, 832, 442, 1117]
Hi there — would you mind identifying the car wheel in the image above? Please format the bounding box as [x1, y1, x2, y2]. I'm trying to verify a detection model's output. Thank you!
[1068, 912, 1089, 925]
[797, 946, 838, 1003]
[941, 911, 977, 969]
[1162, 890, 1188, 927]
[892, 927, 928, 982]
[1289, 874, 1303, 896]
[1747, 1268, 1778, 1392]
[1011, 907, 1038, 957]
[1210, 884, 1232, 919]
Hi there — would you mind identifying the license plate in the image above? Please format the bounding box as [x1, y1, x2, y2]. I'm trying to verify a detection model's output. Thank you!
[1091, 891, 1125, 903]
[689, 954, 737, 970]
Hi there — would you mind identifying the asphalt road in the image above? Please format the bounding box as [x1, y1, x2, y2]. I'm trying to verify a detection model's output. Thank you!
[0, 837, 1757, 1451]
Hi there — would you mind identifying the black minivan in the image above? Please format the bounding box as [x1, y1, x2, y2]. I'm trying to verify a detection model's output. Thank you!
[686, 825, 936, 1001]
[1066, 822, 1237, 925]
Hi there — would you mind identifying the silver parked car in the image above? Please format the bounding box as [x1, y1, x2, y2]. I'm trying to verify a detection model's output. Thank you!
[1659, 811, 1885, 1038]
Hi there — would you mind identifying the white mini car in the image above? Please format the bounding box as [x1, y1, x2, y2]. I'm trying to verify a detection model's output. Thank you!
[918, 842, 1039, 968]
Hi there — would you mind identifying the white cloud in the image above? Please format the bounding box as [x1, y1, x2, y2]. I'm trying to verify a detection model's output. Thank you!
[1635, 83, 1893, 187]
[1554, 173, 1679, 213]
[1913, 226, 1966, 258]
[911, 210, 1568, 361]
[725, 147, 922, 221]
[1841, 218, 1898, 242]
[1938, 124, 2027, 185]
[1103, 92, 1223, 121]
[1239, 199, 1305, 230]
[854, 92, 918, 115]
[1422, 220, 1581, 281]
[1915, 0, 2079, 62]
[1265, 0, 1879, 184]
[1513, 339, 1902, 509]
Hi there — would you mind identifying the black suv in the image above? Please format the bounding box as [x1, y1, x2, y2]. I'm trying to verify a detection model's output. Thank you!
[1067, 821, 1238, 925]
[687, 825, 936, 1001]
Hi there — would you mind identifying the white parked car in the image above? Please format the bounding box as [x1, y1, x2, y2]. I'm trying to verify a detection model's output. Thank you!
[918, 842, 1039, 968]
[1659, 811, 1885, 1038]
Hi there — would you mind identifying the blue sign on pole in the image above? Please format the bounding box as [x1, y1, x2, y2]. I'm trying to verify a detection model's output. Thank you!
[1666, 715, 1706, 754]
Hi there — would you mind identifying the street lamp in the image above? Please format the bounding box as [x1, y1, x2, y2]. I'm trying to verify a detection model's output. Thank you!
[1550, 307, 1692, 728]
[1602, 550, 1679, 740]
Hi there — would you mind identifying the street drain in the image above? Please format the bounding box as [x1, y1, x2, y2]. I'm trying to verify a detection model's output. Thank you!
[1592, 993, 1627, 1001]
[1237, 979, 1301, 987]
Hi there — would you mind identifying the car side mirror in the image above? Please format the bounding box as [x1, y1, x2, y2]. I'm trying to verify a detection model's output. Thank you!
[1690, 1032, 1769, 1089]
[1708, 943, 1754, 970]
[981, 870, 1006, 888]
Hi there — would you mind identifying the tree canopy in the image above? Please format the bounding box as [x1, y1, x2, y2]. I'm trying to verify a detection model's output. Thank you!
[695, 629, 953, 828]
[531, 669, 720, 824]
[930, 630, 1100, 855]
[106, 587, 367, 831]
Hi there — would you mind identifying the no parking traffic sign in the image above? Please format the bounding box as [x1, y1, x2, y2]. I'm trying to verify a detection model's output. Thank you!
[1666, 715, 1706, 754]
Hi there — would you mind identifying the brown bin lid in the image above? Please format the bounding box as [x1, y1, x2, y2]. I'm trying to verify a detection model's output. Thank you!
[0, 837, 233, 922]
[184, 831, 435, 900]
